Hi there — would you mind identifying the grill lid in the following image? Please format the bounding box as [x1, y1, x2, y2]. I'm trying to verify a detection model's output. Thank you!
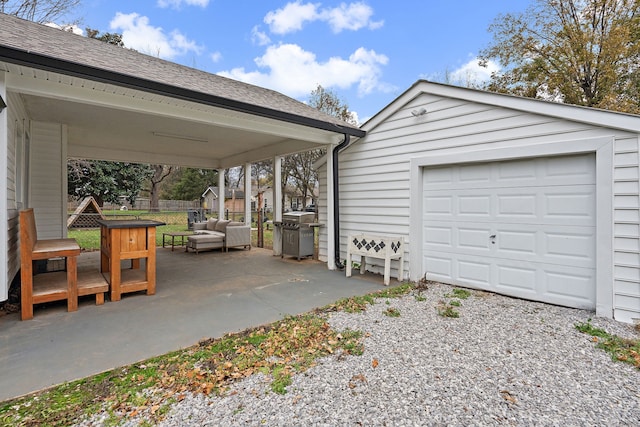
[283, 212, 315, 224]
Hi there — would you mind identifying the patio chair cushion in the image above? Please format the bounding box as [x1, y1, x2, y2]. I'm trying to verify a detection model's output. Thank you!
[214, 219, 231, 233]
[206, 218, 219, 231]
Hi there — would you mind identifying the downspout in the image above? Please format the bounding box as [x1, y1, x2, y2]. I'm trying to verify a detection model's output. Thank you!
[332, 134, 350, 269]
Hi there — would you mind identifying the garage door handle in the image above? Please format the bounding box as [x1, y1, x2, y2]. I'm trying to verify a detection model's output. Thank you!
[489, 234, 496, 244]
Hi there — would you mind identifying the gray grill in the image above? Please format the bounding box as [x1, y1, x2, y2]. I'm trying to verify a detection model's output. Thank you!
[281, 212, 315, 260]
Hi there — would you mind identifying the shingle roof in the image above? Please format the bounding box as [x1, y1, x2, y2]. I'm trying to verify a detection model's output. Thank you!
[0, 13, 364, 136]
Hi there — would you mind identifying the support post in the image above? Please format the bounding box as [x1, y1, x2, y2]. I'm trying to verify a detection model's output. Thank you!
[245, 162, 251, 226]
[326, 143, 336, 270]
[273, 156, 282, 256]
[217, 168, 225, 220]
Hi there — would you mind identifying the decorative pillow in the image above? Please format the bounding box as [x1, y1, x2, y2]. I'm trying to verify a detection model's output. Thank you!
[206, 218, 219, 231]
[215, 219, 231, 233]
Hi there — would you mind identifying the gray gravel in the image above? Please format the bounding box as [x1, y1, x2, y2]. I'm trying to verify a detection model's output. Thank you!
[84, 282, 640, 426]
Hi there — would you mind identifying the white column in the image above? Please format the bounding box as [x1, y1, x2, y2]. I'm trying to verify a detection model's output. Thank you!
[244, 163, 251, 226]
[217, 168, 225, 219]
[272, 156, 282, 256]
[326, 144, 336, 270]
[0, 71, 8, 299]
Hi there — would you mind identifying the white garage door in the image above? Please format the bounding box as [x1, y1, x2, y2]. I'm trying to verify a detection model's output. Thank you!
[423, 154, 596, 309]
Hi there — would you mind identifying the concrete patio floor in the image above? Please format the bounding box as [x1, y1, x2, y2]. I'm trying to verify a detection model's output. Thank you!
[0, 247, 387, 402]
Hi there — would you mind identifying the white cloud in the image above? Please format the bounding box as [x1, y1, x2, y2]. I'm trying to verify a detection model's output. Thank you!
[264, 2, 319, 35]
[210, 51, 222, 63]
[217, 43, 393, 98]
[321, 2, 383, 33]
[251, 26, 271, 46]
[157, 0, 209, 8]
[109, 12, 203, 60]
[449, 57, 500, 85]
[264, 1, 383, 35]
[45, 22, 83, 35]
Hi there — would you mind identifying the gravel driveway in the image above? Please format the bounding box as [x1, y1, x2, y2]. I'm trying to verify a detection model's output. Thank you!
[104, 282, 640, 426]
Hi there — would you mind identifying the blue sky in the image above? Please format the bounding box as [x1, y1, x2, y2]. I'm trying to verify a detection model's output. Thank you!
[70, 0, 530, 123]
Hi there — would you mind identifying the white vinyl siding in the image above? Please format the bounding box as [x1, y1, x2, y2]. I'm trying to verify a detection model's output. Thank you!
[3, 92, 28, 299]
[29, 121, 66, 239]
[319, 90, 640, 322]
[612, 135, 640, 322]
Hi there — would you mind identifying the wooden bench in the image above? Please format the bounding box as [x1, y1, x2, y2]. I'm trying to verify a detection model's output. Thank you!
[20, 208, 108, 320]
[346, 234, 404, 286]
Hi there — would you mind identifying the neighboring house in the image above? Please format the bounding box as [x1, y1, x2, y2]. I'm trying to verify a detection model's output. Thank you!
[0, 14, 363, 302]
[318, 80, 640, 324]
[283, 185, 317, 211]
[251, 186, 274, 213]
[201, 187, 245, 215]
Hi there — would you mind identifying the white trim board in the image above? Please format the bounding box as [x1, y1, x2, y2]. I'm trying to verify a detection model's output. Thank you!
[409, 136, 614, 318]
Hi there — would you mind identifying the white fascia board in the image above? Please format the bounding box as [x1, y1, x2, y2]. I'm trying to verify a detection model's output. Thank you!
[364, 80, 640, 134]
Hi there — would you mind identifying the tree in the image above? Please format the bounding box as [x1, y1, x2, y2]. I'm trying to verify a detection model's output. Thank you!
[479, 0, 640, 113]
[147, 165, 173, 212]
[166, 168, 218, 201]
[0, 0, 81, 24]
[86, 28, 125, 47]
[67, 160, 153, 207]
[280, 85, 356, 209]
[308, 84, 358, 125]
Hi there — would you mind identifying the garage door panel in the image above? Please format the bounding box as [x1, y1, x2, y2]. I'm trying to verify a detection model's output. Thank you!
[458, 259, 491, 286]
[425, 187, 595, 226]
[543, 155, 595, 184]
[459, 163, 492, 184]
[496, 265, 537, 291]
[424, 195, 452, 216]
[424, 254, 453, 280]
[497, 159, 537, 182]
[423, 154, 595, 190]
[544, 191, 595, 222]
[545, 231, 595, 263]
[425, 221, 594, 268]
[425, 251, 596, 308]
[498, 230, 537, 255]
[422, 154, 596, 310]
[544, 269, 595, 308]
[424, 225, 452, 247]
[458, 194, 491, 216]
[458, 227, 492, 251]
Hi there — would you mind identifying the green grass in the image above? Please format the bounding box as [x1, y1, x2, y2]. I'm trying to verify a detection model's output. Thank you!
[67, 209, 278, 251]
[575, 320, 640, 369]
[383, 307, 401, 317]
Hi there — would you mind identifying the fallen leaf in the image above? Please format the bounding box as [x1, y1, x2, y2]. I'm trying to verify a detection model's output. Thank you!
[500, 390, 517, 405]
[372, 358, 379, 368]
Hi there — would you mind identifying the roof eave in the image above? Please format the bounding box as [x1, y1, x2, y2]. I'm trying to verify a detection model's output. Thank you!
[0, 45, 365, 138]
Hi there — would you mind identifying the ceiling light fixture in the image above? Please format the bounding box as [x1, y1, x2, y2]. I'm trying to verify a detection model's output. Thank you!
[152, 131, 208, 143]
[411, 108, 427, 117]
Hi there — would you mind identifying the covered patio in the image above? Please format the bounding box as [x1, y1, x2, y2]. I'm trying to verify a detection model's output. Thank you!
[0, 247, 386, 401]
[0, 13, 365, 307]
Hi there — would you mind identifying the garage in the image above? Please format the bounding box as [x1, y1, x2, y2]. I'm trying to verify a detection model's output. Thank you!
[422, 153, 597, 309]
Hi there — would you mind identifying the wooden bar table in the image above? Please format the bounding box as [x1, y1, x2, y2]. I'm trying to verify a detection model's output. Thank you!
[97, 219, 165, 301]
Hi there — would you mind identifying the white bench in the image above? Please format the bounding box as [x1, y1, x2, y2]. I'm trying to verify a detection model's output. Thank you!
[346, 234, 404, 286]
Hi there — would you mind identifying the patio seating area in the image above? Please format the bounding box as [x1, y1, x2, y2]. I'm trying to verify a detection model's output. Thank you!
[0, 247, 385, 402]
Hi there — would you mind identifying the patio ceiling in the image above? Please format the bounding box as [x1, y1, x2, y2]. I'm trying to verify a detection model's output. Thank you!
[8, 65, 344, 169]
